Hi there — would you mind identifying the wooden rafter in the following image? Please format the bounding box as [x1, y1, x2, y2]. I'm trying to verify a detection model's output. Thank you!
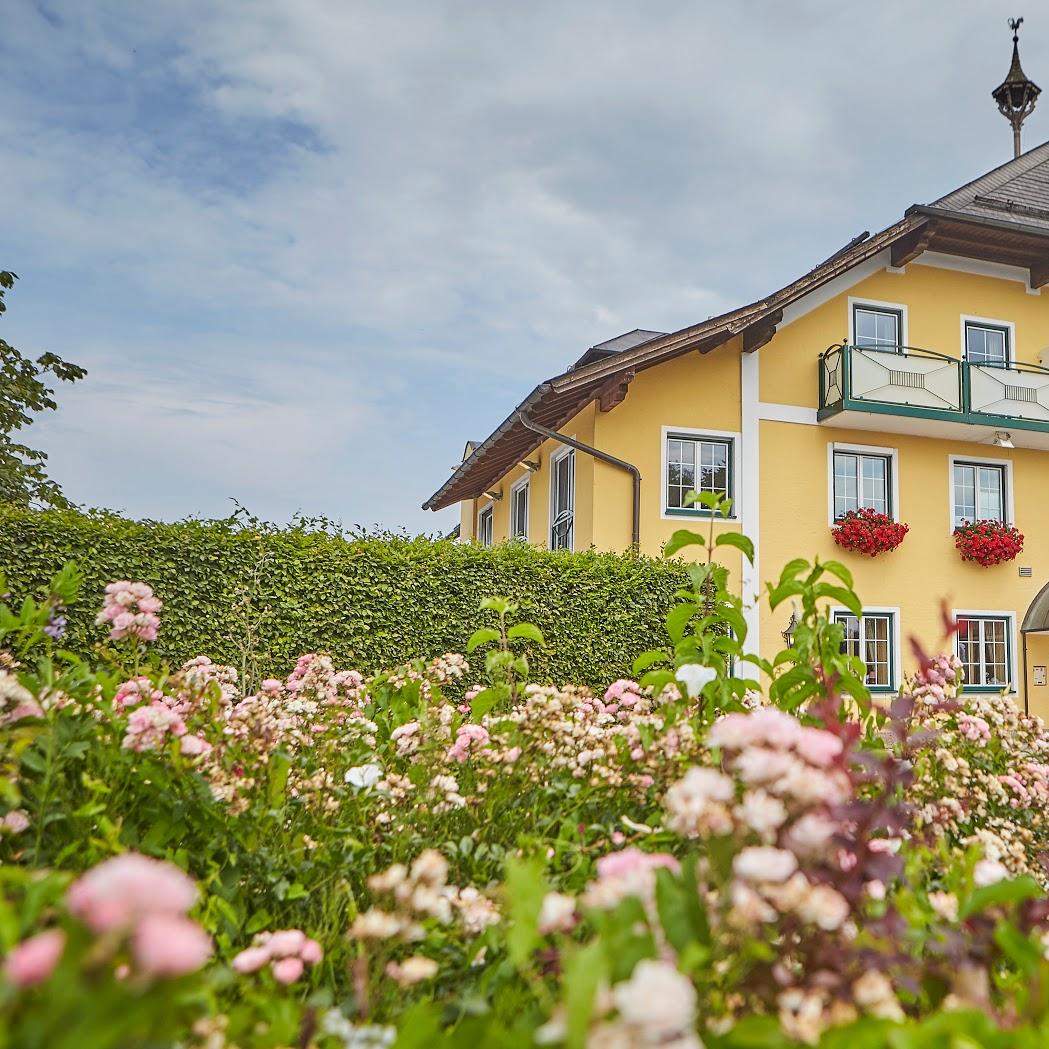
[741, 308, 783, 353]
[1030, 262, 1049, 289]
[597, 370, 635, 412]
[890, 223, 934, 268]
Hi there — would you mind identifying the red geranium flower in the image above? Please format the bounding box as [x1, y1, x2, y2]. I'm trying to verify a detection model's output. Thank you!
[831, 508, 909, 557]
[954, 519, 1024, 567]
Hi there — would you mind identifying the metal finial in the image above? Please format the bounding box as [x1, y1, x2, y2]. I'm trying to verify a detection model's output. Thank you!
[993, 16, 1041, 159]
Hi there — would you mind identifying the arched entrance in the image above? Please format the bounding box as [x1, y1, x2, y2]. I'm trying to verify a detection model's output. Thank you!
[1021, 582, 1049, 717]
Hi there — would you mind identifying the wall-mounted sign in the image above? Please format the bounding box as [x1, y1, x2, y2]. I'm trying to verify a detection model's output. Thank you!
[1035, 666, 1048, 687]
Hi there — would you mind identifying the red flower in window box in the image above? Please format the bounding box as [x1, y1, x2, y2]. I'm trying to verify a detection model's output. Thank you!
[954, 519, 1024, 567]
[831, 507, 909, 557]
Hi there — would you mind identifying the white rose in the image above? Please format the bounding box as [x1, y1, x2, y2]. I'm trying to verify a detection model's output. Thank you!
[537, 892, 576, 934]
[613, 959, 696, 1039]
[676, 664, 717, 699]
[973, 858, 1009, 887]
[345, 763, 383, 790]
[732, 846, 798, 883]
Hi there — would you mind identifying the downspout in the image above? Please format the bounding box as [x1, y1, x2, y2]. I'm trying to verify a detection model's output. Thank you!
[1023, 630, 1030, 716]
[515, 410, 641, 551]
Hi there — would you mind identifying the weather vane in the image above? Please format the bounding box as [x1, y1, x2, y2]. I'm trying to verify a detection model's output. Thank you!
[993, 16, 1041, 159]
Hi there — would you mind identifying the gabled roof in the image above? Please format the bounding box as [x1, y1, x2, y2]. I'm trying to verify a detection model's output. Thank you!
[423, 143, 1049, 512]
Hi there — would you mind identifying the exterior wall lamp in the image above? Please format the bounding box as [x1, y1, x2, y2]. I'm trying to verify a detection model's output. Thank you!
[781, 610, 798, 647]
[993, 431, 1015, 448]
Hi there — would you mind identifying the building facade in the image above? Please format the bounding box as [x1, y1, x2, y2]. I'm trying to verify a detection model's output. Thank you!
[424, 144, 1049, 718]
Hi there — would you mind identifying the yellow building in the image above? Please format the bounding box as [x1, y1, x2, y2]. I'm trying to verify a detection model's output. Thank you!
[423, 142, 1049, 717]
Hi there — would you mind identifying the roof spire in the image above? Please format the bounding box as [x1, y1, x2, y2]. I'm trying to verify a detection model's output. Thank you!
[992, 17, 1041, 159]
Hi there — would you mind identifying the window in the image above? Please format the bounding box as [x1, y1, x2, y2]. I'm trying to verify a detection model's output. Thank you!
[665, 434, 733, 513]
[477, 504, 494, 547]
[550, 449, 575, 550]
[833, 450, 891, 519]
[853, 305, 903, 353]
[833, 610, 895, 690]
[964, 322, 1010, 366]
[510, 478, 529, 541]
[952, 460, 1006, 526]
[956, 615, 1012, 690]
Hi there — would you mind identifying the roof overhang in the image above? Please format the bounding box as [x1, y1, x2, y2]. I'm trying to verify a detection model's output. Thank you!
[1022, 581, 1049, 634]
[905, 205, 1049, 287]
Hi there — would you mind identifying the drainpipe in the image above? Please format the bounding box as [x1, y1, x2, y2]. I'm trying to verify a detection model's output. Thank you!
[515, 410, 641, 550]
[1023, 631, 1030, 716]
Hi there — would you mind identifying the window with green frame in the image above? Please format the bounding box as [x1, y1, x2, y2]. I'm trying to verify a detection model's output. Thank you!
[852, 304, 903, 353]
[665, 434, 733, 514]
[956, 615, 1012, 691]
[833, 610, 895, 690]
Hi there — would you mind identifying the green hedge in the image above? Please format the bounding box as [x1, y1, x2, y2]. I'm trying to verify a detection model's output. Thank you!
[0, 507, 686, 688]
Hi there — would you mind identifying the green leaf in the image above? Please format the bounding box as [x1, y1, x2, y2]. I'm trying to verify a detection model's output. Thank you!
[665, 602, 697, 643]
[664, 529, 706, 557]
[632, 649, 669, 675]
[813, 583, 862, 619]
[504, 855, 548, 968]
[470, 687, 504, 719]
[960, 875, 1043, 919]
[507, 622, 545, 646]
[466, 627, 500, 653]
[563, 940, 606, 1049]
[714, 531, 755, 563]
[267, 752, 291, 808]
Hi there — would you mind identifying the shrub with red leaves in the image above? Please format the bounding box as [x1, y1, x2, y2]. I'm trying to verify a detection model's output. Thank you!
[954, 519, 1024, 567]
[831, 507, 909, 557]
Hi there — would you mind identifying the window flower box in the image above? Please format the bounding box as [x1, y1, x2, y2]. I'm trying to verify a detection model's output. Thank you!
[954, 519, 1024, 567]
[831, 508, 909, 557]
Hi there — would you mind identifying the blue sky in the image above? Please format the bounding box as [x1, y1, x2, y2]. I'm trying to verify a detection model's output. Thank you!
[3, 1, 1045, 533]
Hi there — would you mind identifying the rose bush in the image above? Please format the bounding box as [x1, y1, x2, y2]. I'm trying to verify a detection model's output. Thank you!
[1, 497, 1049, 1047]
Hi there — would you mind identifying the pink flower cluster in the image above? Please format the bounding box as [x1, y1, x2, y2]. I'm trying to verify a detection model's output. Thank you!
[96, 581, 162, 642]
[232, 928, 323, 984]
[123, 701, 186, 752]
[4, 853, 212, 988]
[65, 853, 211, 978]
[447, 723, 490, 763]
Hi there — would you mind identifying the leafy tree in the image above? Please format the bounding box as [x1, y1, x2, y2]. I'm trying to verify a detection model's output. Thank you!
[0, 271, 86, 508]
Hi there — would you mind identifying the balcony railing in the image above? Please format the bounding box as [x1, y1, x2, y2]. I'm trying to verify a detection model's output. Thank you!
[819, 344, 1049, 431]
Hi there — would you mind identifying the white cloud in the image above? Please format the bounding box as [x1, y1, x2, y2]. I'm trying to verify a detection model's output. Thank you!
[2, 0, 1045, 530]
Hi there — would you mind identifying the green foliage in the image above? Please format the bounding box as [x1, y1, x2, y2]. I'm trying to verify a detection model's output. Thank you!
[0, 506, 687, 689]
[0, 272, 87, 509]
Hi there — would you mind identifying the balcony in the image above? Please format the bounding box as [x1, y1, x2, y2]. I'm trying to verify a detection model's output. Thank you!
[818, 344, 1049, 449]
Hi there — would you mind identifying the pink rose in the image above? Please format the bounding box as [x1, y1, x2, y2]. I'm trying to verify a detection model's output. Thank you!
[232, 946, 270, 974]
[300, 938, 323, 964]
[66, 853, 198, 933]
[265, 929, 306, 957]
[272, 956, 305, 984]
[3, 929, 65, 988]
[132, 914, 212, 977]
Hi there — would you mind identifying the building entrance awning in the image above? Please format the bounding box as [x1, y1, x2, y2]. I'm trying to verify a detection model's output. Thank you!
[1021, 582, 1049, 634]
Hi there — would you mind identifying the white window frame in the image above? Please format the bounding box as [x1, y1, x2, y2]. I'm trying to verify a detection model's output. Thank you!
[948, 453, 1014, 534]
[826, 442, 900, 526]
[509, 475, 530, 542]
[831, 605, 901, 692]
[848, 297, 909, 352]
[960, 315, 1015, 367]
[660, 425, 742, 520]
[549, 445, 575, 551]
[953, 609, 1017, 694]
[477, 501, 494, 547]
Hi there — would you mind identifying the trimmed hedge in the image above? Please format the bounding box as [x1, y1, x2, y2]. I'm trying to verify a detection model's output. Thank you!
[0, 507, 686, 688]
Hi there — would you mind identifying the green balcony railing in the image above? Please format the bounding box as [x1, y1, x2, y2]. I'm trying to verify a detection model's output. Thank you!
[818, 344, 1049, 431]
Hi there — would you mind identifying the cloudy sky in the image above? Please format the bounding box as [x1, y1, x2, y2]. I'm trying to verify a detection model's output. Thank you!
[4, 1, 1045, 533]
